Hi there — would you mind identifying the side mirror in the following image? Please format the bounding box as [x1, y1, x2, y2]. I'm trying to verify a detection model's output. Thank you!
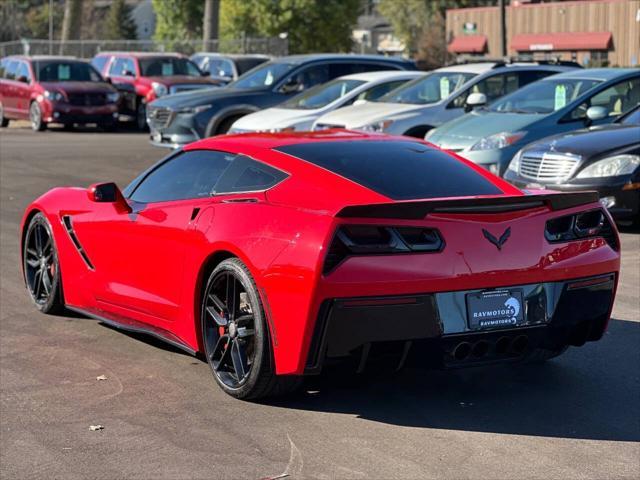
[17, 75, 29, 83]
[586, 106, 607, 122]
[465, 92, 487, 112]
[353, 99, 368, 106]
[87, 182, 131, 213]
[201, 70, 210, 77]
[122, 69, 135, 77]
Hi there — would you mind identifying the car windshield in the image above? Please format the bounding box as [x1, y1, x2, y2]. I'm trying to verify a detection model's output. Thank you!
[139, 57, 201, 77]
[489, 78, 602, 114]
[280, 79, 365, 110]
[207, 58, 234, 78]
[618, 106, 640, 125]
[35, 61, 103, 82]
[232, 62, 296, 89]
[377, 71, 476, 105]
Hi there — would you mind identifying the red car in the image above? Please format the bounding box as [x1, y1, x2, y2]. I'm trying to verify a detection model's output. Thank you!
[0, 56, 120, 131]
[91, 52, 221, 130]
[20, 131, 620, 399]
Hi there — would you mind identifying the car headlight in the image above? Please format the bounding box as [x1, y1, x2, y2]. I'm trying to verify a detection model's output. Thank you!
[44, 90, 64, 102]
[508, 149, 523, 173]
[151, 82, 168, 97]
[576, 154, 640, 179]
[357, 120, 393, 133]
[470, 131, 526, 151]
[176, 104, 212, 114]
[106, 92, 120, 103]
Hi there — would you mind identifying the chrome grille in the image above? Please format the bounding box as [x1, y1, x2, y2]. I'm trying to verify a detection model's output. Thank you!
[67, 93, 107, 106]
[147, 106, 174, 129]
[519, 152, 580, 182]
[169, 84, 208, 94]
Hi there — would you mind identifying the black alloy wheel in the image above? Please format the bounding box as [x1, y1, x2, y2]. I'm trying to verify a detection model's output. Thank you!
[0, 102, 9, 127]
[23, 213, 63, 313]
[201, 258, 300, 399]
[29, 102, 46, 131]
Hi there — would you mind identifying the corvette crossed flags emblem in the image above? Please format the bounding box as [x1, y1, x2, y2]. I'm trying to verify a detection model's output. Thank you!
[482, 227, 511, 251]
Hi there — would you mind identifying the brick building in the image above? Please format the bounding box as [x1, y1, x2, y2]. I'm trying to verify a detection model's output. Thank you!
[446, 0, 640, 67]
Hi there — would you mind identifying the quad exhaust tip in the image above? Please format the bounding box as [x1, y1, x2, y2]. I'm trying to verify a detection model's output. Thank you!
[452, 335, 530, 361]
[453, 342, 472, 361]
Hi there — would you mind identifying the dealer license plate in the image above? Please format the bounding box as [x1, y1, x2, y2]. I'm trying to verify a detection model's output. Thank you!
[466, 289, 525, 330]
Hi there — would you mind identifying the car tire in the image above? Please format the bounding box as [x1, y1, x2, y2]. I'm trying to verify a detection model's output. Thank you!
[22, 212, 64, 314]
[102, 122, 118, 132]
[0, 102, 9, 127]
[201, 258, 301, 400]
[136, 98, 147, 131]
[29, 102, 46, 132]
[205, 114, 243, 137]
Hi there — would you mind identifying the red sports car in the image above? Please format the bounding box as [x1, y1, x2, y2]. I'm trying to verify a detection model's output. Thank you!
[21, 131, 620, 399]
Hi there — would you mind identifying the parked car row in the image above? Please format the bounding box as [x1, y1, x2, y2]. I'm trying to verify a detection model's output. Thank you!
[1, 51, 638, 223]
[0, 52, 271, 131]
[146, 53, 417, 147]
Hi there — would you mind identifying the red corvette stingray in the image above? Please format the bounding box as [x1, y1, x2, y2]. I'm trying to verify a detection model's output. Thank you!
[21, 131, 620, 399]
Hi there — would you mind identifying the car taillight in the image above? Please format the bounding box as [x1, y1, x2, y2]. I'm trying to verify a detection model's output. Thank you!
[323, 225, 444, 274]
[544, 208, 618, 251]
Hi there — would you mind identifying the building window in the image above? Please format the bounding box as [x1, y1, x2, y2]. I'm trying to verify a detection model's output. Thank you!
[590, 51, 609, 67]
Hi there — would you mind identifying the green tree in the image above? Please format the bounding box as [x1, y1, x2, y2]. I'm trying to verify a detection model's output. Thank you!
[220, 0, 258, 41]
[152, 0, 203, 48]
[105, 0, 137, 40]
[220, 0, 360, 54]
[24, 1, 64, 39]
[378, 0, 494, 58]
[377, 0, 429, 56]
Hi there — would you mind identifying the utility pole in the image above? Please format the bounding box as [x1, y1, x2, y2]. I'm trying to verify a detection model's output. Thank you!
[499, 0, 507, 57]
[203, 0, 220, 51]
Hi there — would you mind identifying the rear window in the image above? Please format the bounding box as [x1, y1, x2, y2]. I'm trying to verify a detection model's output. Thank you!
[274, 141, 502, 200]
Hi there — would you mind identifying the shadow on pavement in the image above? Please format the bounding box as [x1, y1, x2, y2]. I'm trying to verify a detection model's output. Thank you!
[266, 318, 640, 442]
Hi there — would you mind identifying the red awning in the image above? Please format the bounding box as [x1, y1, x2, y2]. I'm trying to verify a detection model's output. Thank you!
[511, 32, 612, 51]
[447, 35, 488, 54]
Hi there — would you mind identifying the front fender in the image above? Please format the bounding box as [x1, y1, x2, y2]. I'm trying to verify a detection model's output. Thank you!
[20, 187, 96, 306]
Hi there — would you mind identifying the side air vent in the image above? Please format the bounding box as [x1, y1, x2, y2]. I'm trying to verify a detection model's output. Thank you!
[62, 216, 95, 269]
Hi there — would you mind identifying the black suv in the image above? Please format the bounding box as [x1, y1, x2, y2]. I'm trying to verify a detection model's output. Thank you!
[147, 54, 416, 148]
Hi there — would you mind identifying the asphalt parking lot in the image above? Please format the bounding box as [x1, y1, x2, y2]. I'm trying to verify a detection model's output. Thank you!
[1, 127, 638, 480]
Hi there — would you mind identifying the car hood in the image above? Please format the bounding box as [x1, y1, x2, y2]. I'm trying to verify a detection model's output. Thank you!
[522, 124, 639, 158]
[232, 107, 320, 131]
[315, 102, 423, 128]
[145, 75, 222, 87]
[427, 110, 543, 150]
[150, 86, 265, 109]
[40, 81, 117, 94]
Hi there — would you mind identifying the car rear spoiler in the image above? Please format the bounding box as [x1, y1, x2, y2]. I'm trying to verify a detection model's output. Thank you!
[336, 191, 600, 220]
